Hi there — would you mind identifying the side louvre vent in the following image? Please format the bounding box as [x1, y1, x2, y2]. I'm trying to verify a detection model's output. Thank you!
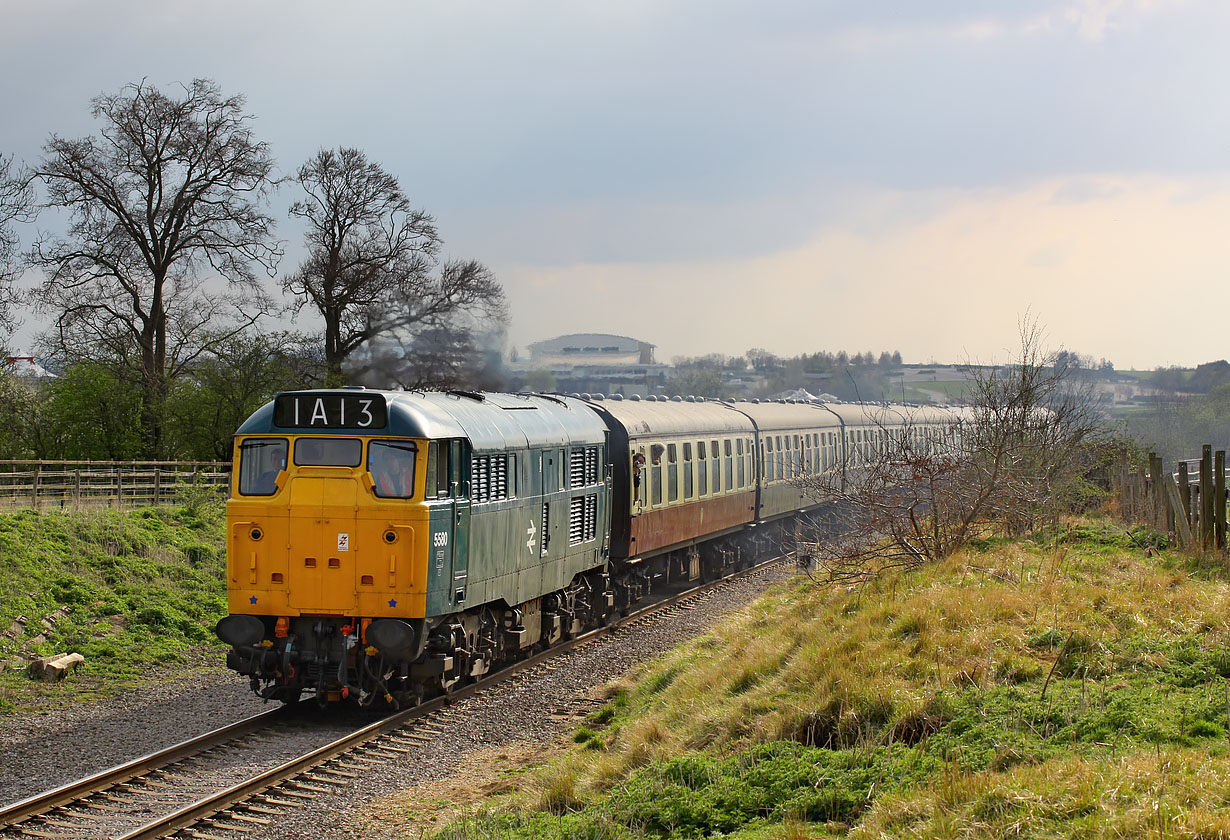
[585, 493, 597, 541]
[569, 446, 601, 488]
[570, 493, 599, 545]
[569, 496, 584, 545]
[541, 501, 550, 556]
[470, 454, 510, 502]
[585, 447, 599, 484]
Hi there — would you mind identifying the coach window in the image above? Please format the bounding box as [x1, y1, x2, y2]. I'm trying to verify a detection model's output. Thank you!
[238, 438, 288, 496]
[765, 437, 773, 482]
[667, 444, 679, 503]
[683, 443, 694, 499]
[649, 443, 664, 506]
[697, 441, 708, 497]
[632, 446, 647, 505]
[370, 441, 417, 498]
[651, 451, 663, 506]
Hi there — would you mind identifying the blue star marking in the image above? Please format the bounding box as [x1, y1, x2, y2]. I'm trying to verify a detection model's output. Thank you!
[388, 598, 397, 608]
[249, 596, 258, 604]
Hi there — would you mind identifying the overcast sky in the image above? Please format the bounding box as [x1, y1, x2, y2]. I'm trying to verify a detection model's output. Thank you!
[3, 0, 1229, 368]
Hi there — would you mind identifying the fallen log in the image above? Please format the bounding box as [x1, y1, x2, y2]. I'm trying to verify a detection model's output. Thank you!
[27, 652, 85, 682]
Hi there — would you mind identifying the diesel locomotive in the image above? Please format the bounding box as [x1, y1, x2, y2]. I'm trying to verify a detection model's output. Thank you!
[215, 388, 956, 705]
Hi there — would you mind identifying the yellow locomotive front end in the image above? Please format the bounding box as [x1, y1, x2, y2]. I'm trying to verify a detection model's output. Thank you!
[216, 390, 434, 705]
[226, 434, 428, 621]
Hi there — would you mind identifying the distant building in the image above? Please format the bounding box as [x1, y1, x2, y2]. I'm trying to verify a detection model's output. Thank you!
[526, 333, 656, 367]
[511, 333, 667, 396]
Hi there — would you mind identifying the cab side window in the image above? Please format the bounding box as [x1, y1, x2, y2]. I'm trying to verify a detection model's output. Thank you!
[427, 441, 452, 498]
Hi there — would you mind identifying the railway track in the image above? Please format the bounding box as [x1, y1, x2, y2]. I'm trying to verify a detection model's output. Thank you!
[0, 556, 788, 840]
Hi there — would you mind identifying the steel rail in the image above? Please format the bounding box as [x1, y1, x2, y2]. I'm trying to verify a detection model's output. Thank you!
[0, 706, 288, 829]
[117, 556, 788, 840]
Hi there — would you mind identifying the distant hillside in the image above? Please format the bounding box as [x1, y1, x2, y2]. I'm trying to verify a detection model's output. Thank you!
[436, 520, 1230, 839]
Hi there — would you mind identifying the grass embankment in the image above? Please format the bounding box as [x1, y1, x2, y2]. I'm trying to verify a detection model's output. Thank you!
[0, 500, 227, 713]
[435, 522, 1230, 839]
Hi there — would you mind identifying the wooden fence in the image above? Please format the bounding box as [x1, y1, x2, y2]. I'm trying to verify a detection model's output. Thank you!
[1118, 445, 1227, 551]
[0, 460, 231, 507]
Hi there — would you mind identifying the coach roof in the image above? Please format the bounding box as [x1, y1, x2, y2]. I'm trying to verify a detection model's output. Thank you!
[583, 398, 756, 438]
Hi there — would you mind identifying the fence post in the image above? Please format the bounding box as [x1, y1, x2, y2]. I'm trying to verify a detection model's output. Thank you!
[1201, 445, 1215, 551]
[154, 467, 162, 505]
[1179, 462, 1192, 532]
[73, 469, 81, 505]
[1218, 450, 1227, 551]
[1134, 464, 1146, 523]
[1167, 475, 1194, 549]
[1141, 457, 1151, 528]
[32, 464, 41, 508]
[1165, 461, 1176, 537]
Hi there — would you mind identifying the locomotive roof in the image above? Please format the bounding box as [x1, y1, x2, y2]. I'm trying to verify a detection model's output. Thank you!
[580, 398, 756, 438]
[236, 389, 607, 451]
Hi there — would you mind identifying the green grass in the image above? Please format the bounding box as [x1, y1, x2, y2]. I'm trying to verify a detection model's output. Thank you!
[432, 516, 1230, 838]
[0, 501, 227, 713]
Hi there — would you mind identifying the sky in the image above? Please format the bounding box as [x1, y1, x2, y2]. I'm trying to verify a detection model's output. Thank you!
[2, 0, 1229, 369]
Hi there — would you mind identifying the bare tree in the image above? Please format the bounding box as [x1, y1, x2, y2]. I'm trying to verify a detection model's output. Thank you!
[32, 79, 280, 456]
[0, 153, 36, 336]
[285, 147, 506, 385]
[350, 264, 509, 391]
[797, 321, 1107, 586]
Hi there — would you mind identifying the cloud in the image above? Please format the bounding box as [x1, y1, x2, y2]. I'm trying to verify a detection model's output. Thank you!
[823, 0, 1190, 50]
[501, 174, 1230, 369]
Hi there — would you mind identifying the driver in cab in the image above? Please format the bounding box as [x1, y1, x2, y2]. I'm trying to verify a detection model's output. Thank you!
[373, 445, 415, 498]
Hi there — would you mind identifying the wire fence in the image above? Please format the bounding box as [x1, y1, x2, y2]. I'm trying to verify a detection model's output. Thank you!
[0, 460, 231, 507]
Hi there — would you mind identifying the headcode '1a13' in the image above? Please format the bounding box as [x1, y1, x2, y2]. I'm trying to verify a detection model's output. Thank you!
[273, 393, 388, 429]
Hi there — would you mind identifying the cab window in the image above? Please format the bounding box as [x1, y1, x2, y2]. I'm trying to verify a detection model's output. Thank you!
[238, 438, 287, 496]
[294, 437, 362, 467]
[369, 441, 417, 498]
